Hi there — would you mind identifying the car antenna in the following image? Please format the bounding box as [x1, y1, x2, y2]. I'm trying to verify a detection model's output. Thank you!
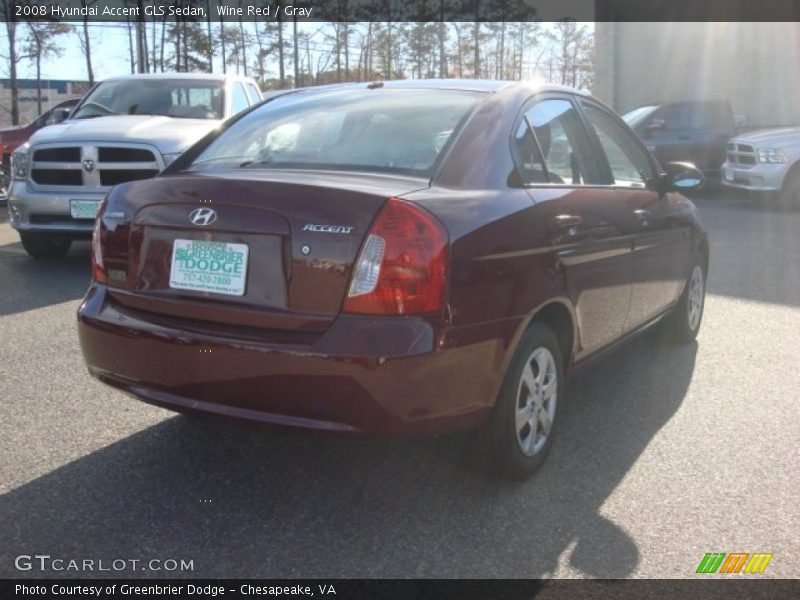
[367, 81, 384, 89]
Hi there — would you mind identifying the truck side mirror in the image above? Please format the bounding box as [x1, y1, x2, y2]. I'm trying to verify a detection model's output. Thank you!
[50, 108, 71, 125]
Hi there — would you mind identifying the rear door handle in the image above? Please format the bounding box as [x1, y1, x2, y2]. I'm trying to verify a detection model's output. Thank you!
[553, 214, 584, 240]
[634, 209, 651, 225]
[554, 214, 583, 229]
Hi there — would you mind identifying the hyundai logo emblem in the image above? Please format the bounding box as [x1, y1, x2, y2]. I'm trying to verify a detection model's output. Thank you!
[189, 207, 217, 226]
[82, 159, 95, 172]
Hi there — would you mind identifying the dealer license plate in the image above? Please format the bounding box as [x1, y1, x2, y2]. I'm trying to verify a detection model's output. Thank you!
[169, 239, 249, 297]
[70, 199, 101, 219]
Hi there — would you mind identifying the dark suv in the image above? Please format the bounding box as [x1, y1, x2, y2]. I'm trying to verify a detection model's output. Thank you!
[623, 101, 735, 177]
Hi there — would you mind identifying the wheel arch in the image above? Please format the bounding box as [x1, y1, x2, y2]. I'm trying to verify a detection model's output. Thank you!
[696, 236, 710, 275]
[507, 298, 578, 374]
[780, 160, 800, 202]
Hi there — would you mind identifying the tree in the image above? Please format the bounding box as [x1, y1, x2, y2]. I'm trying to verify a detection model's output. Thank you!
[546, 20, 593, 89]
[25, 21, 72, 115]
[76, 0, 100, 84]
[0, 0, 22, 124]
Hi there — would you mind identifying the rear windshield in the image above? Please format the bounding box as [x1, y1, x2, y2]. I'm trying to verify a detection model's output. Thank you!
[187, 89, 483, 176]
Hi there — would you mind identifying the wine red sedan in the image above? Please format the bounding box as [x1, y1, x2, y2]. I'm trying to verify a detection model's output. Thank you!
[78, 80, 708, 479]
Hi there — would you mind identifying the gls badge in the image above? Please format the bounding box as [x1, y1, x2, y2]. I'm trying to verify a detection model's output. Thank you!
[303, 224, 354, 234]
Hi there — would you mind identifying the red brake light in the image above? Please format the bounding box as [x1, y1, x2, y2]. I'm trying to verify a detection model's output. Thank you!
[91, 200, 107, 283]
[343, 197, 447, 315]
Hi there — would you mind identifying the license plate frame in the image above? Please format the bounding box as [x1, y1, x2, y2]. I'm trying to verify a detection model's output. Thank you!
[169, 239, 249, 297]
[70, 199, 101, 220]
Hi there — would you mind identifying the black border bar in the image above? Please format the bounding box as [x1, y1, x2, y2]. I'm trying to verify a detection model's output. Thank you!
[2, 580, 800, 600]
[2, 0, 800, 23]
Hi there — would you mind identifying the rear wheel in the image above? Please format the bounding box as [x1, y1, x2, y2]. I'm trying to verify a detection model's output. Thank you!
[19, 232, 72, 259]
[779, 164, 800, 211]
[481, 323, 564, 480]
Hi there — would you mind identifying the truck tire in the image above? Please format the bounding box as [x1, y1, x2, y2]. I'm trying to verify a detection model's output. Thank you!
[780, 164, 800, 211]
[20, 232, 72, 259]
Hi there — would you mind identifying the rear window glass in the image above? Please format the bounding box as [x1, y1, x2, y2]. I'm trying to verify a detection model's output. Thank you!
[188, 89, 483, 176]
[691, 102, 732, 129]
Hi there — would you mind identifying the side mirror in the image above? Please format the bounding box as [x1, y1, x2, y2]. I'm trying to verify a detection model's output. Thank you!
[662, 161, 705, 192]
[50, 108, 71, 124]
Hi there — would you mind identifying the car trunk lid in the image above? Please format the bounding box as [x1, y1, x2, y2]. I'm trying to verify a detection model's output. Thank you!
[102, 170, 429, 333]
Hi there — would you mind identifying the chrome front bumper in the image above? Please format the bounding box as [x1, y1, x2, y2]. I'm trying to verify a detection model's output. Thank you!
[720, 161, 789, 192]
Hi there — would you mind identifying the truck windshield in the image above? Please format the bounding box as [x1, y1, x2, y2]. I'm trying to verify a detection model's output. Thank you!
[72, 79, 225, 120]
[187, 88, 482, 177]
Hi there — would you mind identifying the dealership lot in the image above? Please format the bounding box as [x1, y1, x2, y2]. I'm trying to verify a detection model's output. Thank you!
[0, 192, 798, 579]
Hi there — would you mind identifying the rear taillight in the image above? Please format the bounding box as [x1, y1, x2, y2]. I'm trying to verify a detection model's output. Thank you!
[91, 200, 107, 283]
[343, 197, 447, 315]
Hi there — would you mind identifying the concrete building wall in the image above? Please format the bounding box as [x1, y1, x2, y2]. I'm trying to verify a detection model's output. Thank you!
[594, 23, 800, 128]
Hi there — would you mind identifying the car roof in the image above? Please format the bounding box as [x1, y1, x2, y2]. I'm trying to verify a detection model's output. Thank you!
[274, 78, 590, 97]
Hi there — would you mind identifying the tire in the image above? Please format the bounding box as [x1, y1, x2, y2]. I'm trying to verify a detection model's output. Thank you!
[779, 164, 800, 211]
[481, 322, 564, 480]
[665, 251, 706, 343]
[19, 232, 72, 259]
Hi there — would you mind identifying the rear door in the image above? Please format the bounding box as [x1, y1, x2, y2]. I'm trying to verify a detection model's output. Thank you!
[580, 99, 692, 330]
[518, 95, 635, 358]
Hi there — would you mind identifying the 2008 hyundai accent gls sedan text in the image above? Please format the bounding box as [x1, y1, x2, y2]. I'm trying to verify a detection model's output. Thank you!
[78, 79, 708, 479]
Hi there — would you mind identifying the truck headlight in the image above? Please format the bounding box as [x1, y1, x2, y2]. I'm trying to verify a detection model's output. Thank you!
[10, 148, 29, 180]
[757, 148, 789, 164]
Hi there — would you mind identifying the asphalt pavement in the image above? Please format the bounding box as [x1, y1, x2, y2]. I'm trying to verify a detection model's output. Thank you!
[0, 190, 798, 579]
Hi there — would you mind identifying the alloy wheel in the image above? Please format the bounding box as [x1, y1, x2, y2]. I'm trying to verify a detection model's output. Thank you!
[688, 264, 704, 331]
[515, 347, 558, 457]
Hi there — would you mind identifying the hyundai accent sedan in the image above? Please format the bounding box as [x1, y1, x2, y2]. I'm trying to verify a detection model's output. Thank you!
[78, 80, 708, 479]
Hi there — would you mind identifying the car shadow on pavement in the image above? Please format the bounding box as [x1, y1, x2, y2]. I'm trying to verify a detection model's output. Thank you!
[0, 241, 91, 317]
[689, 193, 800, 308]
[0, 327, 697, 579]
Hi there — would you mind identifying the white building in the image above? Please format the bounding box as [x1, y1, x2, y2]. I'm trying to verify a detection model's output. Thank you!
[594, 22, 800, 128]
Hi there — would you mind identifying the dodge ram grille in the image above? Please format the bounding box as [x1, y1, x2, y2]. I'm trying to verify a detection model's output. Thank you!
[30, 144, 162, 188]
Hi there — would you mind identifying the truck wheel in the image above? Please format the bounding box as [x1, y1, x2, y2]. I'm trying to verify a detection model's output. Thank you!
[19, 232, 72, 259]
[780, 164, 800, 211]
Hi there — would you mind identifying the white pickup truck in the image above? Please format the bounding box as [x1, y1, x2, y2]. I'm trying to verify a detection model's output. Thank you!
[722, 127, 800, 209]
[7, 72, 263, 257]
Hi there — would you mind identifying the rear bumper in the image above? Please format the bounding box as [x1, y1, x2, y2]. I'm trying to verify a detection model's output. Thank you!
[8, 180, 99, 235]
[78, 285, 513, 437]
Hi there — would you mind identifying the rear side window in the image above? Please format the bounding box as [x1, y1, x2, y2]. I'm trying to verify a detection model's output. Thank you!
[521, 98, 600, 185]
[582, 102, 654, 187]
[511, 120, 548, 184]
[189, 89, 482, 176]
[691, 102, 732, 129]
